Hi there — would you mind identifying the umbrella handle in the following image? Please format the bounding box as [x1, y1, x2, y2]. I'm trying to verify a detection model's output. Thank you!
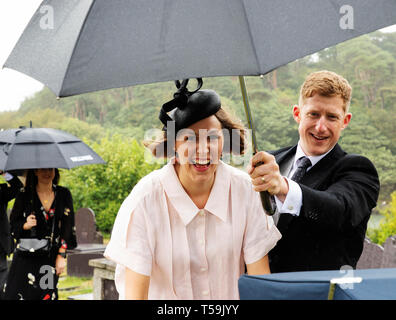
[255, 160, 276, 216]
[260, 193, 275, 215]
[238, 76, 276, 216]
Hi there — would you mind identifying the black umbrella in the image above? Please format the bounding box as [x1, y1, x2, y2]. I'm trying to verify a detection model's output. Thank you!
[0, 127, 105, 171]
[3, 0, 396, 213]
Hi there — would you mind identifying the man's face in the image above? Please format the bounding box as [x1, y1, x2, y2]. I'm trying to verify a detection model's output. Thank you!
[293, 94, 352, 156]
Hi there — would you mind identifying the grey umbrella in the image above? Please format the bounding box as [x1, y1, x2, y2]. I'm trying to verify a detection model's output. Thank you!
[3, 0, 396, 214]
[4, 0, 396, 97]
[0, 127, 106, 171]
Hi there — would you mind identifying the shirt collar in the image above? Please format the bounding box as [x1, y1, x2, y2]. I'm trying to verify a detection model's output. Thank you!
[159, 159, 230, 226]
[294, 141, 334, 170]
[203, 161, 230, 223]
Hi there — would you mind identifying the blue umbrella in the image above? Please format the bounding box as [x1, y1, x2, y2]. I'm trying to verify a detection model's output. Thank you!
[239, 268, 396, 300]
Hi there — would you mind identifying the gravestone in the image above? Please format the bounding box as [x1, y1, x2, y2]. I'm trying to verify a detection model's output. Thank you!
[89, 258, 119, 300]
[381, 236, 396, 268]
[67, 208, 106, 277]
[356, 237, 384, 269]
[75, 208, 103, 244]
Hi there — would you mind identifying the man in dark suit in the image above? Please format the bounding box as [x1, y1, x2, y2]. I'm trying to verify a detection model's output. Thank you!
[0, 171, 23, 297]
[248, 70, 380, 272]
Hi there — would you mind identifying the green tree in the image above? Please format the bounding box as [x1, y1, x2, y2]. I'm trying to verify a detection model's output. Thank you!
[60, 135, 161, 232]
[367, 191, 396, 245]
[339, 105, 396, 202]
[336, 36, 396, 109]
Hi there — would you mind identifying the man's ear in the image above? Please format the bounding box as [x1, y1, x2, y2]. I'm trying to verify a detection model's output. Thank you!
[342, 112, 352, 130]
[292, 105, 301, 124]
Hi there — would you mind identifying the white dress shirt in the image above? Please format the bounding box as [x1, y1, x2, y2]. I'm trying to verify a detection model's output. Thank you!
[274, 142, 333, 216]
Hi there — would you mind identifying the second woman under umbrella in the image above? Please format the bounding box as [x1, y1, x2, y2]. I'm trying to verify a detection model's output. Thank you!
[4, 168, 77, 300]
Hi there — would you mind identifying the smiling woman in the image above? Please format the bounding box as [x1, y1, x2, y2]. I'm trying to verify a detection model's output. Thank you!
[144, 99, 246, 159]
[104, 83, 281, 300]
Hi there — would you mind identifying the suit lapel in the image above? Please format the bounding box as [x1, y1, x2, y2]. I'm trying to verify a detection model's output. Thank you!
[271, 146, 296, 225]
[274, 144, 346, 230]
[273, 145, 297, 165]
[301, 144, 346, 187]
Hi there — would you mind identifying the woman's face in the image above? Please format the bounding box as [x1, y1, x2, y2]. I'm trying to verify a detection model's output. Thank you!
[174, 115, 224, 185]
[34, 168, 55, 184]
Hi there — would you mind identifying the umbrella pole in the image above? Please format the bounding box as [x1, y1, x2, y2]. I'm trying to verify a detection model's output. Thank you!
[238, 76, 258, 152]
[238, 76, 275, 216]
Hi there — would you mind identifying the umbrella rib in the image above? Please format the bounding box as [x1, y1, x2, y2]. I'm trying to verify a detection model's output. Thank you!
[3, 144, 14, 170]
[239, 0, 262, 74]
[58, 0, 97, 98]
[54, 141, 76, 169]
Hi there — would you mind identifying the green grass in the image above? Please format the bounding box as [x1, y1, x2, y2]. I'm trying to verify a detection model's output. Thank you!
[102, 232, 111, 244]
[57, 275, 93, 300]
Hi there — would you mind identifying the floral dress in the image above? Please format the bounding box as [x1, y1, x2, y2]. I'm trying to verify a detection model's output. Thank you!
[3, 185, 77, 300]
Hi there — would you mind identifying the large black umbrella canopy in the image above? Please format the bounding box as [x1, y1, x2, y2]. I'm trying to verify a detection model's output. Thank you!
[3, 0, 396, 98]
[0, 127, 106, 171]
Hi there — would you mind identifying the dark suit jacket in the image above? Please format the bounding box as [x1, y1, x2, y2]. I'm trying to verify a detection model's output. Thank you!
[0, 177, 23, 256]
[269, 143, 380, 272]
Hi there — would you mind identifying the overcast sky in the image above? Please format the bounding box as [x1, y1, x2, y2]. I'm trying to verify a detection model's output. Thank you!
[0, 1, 395, 113]
[0, 0, 43, 112]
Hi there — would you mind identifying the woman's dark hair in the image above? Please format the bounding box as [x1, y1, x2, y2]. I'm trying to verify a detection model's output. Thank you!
[143, 107, 247, 158]
[25, 168, 60, 192]
[214, 108, 247, 155]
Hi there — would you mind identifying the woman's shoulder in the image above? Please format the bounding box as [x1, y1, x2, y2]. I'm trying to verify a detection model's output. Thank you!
[116, 167, 166, 222]
[221, 161, 251, 182]
[54, 185, 72, 198]
[55, 185, 70, 193]
[126, 166, 166, 203]
[220, 161, 256, 194]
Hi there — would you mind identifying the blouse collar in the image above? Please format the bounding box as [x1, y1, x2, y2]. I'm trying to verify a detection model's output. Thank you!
[160, 159, 230, 226]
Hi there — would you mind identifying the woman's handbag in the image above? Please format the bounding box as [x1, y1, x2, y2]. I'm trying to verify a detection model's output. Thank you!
[16, 211, 56, 256]
[16, 238, 51, 255]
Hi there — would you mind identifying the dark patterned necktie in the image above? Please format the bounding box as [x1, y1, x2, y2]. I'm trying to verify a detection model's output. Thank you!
[291, 156, 312, 183]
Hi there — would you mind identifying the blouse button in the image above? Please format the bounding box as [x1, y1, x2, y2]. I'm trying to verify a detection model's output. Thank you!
[200, 267, 207, 272]
[199, 209, 205, 216]
[202, 290, 209, 296]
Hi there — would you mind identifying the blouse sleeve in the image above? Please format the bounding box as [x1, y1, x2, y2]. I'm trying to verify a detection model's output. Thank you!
[9, 191, 30, 240]
[59, 188, 77, 250]
[243, 191, 282, 265]
[104, 196, 153, 277]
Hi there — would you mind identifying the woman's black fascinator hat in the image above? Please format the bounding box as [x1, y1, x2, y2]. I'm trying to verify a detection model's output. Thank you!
[159, 78, 221, 132]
